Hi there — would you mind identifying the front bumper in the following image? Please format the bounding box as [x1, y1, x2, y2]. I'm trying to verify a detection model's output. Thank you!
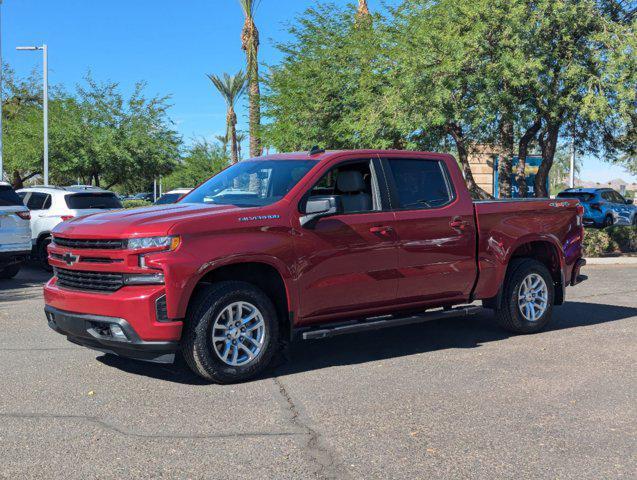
[45, 306, 178, 363]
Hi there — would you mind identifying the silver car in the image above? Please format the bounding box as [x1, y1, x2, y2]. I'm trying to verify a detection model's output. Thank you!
[0, 183, 32, 279]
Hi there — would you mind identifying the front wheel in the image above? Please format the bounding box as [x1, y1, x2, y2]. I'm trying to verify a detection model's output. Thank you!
[494, 258, 555, 334]
[603, 215, 614, 228]
[181, 281, 280, 384]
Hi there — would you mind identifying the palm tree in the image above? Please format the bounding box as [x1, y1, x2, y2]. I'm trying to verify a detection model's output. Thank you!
[207, 71, 247, 164]
[357, 0, 370, 17]
[238, 0, 261, 158]
[236, 131, 247, 160]
[215, 134, 229, 158]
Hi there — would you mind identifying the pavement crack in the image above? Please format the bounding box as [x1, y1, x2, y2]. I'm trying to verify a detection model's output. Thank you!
[0, 412, 303, 441]
[272, 377, 349, 480]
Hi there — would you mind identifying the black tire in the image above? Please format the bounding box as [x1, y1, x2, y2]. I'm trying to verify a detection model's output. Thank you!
[494, 258, 555, 334]
[603, 215, 614, 228]
[37, 236, 52, 272]
[0, 264, 21, 280]
[181, 281, 280, 384]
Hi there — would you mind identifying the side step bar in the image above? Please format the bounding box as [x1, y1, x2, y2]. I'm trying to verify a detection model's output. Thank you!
[300, 305, 481, 340]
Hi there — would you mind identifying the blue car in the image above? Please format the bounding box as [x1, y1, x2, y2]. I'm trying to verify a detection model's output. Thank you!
[557, 188, 637, 228]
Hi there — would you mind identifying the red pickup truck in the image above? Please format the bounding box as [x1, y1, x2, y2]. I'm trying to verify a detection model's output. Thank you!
[44, 150, 587, 383]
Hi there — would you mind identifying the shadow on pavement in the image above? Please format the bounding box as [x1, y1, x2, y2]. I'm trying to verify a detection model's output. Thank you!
[96, 300, 637, 385]
[0, 264, 52, 303]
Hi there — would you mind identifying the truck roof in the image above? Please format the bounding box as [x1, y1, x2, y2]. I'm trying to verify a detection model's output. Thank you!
[257, 149, 449, 162]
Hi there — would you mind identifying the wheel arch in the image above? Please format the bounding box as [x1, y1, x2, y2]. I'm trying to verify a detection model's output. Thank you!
[485, 237, 565, 309]
[184, 259, 294, 341]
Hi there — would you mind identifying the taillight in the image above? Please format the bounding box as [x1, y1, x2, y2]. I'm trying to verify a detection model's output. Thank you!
[589, 202, 602, 212]
[60, 215, 74, 222]
[16, 211, 31, 220]
[576, 203, 585, 217]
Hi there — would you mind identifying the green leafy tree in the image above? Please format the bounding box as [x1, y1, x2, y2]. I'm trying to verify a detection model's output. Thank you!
[263, 4, 404, 152]
[2, 67, 180, 190]
[239, 0, 262, 157]
[207, 71, 247, 164]
[163, 139, 228, 191]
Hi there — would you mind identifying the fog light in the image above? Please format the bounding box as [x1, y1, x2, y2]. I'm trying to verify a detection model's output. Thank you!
[155, 295, 169, 322]
[109, 324, 127, 340]
[122, 273, 165, 285]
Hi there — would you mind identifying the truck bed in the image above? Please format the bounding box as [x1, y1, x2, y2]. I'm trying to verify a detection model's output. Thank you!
[471, 198, 584, 301]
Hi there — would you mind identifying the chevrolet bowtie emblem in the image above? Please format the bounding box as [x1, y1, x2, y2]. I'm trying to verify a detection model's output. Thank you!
[62, 252, 79, 266]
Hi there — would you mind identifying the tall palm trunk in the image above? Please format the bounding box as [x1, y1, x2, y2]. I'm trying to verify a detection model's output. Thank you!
[241, 2, 261, 157]
[228, 107, 239, 164]
[357, 0, 370, 17]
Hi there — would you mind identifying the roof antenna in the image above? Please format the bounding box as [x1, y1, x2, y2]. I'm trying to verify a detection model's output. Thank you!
[309, 145, 325, 156]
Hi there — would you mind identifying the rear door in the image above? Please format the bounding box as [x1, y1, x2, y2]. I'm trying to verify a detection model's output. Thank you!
[381, 156, 477, 305]
[27, 192, 53, 239]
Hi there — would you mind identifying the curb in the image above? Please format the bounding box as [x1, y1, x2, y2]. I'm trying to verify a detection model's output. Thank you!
[586, 256, 637, 265]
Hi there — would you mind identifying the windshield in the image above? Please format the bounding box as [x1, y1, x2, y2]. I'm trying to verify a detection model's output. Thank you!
[155, 193, 183, 205]
[181, 160, 315, 207]
[557, 192, 595, 202]
[65, 193, 123, 210]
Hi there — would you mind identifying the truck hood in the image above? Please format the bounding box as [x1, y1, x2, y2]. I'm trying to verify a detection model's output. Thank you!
[52, 203, 245, 238]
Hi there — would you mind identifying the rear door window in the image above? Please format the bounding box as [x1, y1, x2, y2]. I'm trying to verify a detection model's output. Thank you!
[65, 193, 123, 209]
[385, 158, 454, 209]
[26, 192, 51, 210]
[0, 185, 23, 206]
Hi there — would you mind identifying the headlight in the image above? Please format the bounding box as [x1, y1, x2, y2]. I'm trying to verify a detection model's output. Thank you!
[126, 236, 180, 252]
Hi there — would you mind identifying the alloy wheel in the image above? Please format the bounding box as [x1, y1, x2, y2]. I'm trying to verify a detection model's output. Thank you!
[211, 301, 266, 367]
[517, 273, 548, 322]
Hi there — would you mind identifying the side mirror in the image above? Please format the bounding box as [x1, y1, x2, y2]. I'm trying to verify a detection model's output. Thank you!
[626, 199, 633, 205]
[300, 195, 341, 227]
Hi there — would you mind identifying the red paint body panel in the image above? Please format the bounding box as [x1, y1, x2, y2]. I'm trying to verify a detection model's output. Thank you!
[44, 150, 584, 343]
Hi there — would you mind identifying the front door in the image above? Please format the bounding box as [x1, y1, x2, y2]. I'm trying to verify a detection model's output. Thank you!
[293, 158, 399, 322]
[381, 156, 477, 306]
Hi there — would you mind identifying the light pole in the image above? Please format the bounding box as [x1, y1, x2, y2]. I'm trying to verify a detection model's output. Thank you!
[0, 0, 4, 182]
[16, 44, 48, 185]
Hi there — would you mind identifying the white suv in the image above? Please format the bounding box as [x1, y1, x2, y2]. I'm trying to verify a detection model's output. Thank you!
[17, 186, 123, 269]
[0, 183, 32, 279]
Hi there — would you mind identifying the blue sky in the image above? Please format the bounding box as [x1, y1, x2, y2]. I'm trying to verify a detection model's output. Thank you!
[3, 0, 635, 183]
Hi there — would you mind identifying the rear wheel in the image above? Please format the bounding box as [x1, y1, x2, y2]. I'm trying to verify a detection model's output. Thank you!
[181, 281, 280, 384]
[37, 236, 52, 272]
[0, 264, 21, 280]
[494, 258, 555, 334]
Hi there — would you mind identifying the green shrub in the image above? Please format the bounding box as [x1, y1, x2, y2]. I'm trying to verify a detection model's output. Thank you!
[606, 225, 637, 253]
[582, 228, 619, 257]
[122, 199, 152, 209]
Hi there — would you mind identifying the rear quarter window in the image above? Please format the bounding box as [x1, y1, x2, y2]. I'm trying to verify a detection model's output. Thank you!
[0, 185, 23, 207]
[65, 193, 123, 210]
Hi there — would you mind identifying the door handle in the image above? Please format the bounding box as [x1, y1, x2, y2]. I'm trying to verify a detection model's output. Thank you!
[370, 225, 394, 237]
[449, 218, 468, 230]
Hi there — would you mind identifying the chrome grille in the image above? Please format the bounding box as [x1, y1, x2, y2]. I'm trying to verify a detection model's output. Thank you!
[54, 267, 124, 292]
[53, 237, 125, 250]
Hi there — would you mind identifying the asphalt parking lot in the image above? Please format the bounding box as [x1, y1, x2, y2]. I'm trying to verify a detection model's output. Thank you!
[0, 264, 635, 479]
